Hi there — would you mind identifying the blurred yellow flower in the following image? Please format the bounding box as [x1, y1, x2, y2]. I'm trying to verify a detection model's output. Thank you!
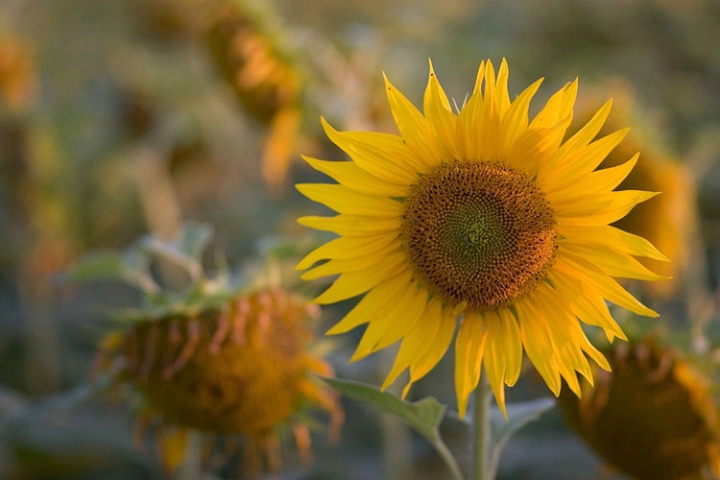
[297, 59, 667, 416]
[0, 35, 38, 112]
[205, 1, 304, 191]
[98, 288, 342, 476]
[558, 338, 720, 480]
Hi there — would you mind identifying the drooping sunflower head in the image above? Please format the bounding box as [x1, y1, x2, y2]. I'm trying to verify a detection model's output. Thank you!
[204, 0, 304, 190]
[557, 337, 720, 480]
[98, 288, 342, 476]
[297, 59, 669, 416]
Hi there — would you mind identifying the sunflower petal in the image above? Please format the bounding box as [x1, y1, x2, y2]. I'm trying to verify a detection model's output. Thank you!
[385, 74, 448, 169]
[298, 215, 401, 237]
[424, 60, 460, 159]
[327, 272, 412, 334]
[303, 156, 408, 196]
[454, 310, 486, 417]
[313, 254, 408, 304]
[297, 184, 404, 217]
[321, 118, 418, 184]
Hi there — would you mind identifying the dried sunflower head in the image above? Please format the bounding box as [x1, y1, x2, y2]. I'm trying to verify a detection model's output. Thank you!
[557, 337, 720, 480]
[99, 288, 342, 475]
[81, 224, 342, 477]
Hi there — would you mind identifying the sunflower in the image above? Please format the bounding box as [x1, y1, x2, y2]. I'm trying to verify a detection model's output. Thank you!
[557, 337, 720, 480]
[98, 288, 343, 477]
[205, 0, 304, 191]
[296, 59, 668, 416]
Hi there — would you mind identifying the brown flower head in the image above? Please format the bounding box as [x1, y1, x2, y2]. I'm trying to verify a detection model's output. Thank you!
[99, 287, 342, 476]
[558, 337, 720, 480]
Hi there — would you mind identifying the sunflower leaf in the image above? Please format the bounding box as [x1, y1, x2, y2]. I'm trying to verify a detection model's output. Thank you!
[322, 378, 445, 443]
[65, 251, 127, 283]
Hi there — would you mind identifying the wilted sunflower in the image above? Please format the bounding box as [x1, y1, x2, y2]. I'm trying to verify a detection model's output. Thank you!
[98, 287, 342, 477]
[557, 337, 720, 480]
[297, 59, 668, 416]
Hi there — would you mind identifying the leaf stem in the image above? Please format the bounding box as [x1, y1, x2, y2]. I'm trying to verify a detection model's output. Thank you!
[472, 370, 492, 480]
[434, 434, 466, 480]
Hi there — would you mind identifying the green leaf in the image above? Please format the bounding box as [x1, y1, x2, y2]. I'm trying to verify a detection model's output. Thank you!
[323, 378, 444, 442]
[323, 378, 465, 480]
[176, 222, 213, 261]
[65, 251, 128, 283]
[488, 397, 555, 478]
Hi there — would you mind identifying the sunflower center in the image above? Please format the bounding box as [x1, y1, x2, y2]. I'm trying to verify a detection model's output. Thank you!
[401, 162, 557, 310]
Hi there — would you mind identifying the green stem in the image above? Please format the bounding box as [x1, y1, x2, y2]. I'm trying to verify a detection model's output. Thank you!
[434, 434, 466, 480]
[472, 370, 492, 480]
[179, 430, 203, 480]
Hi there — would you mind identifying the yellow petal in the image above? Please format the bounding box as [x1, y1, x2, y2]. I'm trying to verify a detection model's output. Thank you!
[558, 190, 659, 226]
[506, 124, 566, 175]
[482, 310, 511, 415]
[382, 296, 444, 390]
[543, 128, 629, 188]
[546, 153, 639, 205]
[499, 78, 543, 155]
[298, 215, 401, 237]
[321, 118, 419, 184]
[327, 272, 413, 335]
[303, 156, 408, 197]
[384, 74, 448, 169]
[454, 310, 486, 417]
[350, 282, 426, 361]
[560, 243, 669, 282]
[424, 60, 460, 159]
[314, 254, 408, 304]
[515, 296, 561, 395]
[529, 78, 577, 129]
[302, 246, 405, 280]
[555, 255, 658, 317]
[410, 302, 457, 382]
[571, 290, 627, 342]
[496, 308, 523, 386]
[552, 99, 612, 165]
[494, 59, 512, 116]
[297, 232, 399, 270]
[297, 184, 404, 217]
[557, 224, 669, 262]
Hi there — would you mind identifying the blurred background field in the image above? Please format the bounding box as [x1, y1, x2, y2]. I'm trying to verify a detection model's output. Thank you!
[1, 0, 720, 478]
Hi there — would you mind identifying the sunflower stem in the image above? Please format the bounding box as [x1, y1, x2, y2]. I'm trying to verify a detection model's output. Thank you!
[179, 430, 203, 480]
[472, 370, 492, 480]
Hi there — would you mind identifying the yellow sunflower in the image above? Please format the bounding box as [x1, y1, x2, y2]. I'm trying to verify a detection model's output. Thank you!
[296, 59, 668, 416]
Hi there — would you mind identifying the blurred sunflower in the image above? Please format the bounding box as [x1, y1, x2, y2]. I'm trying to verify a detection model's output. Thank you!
[0, 34, 38, 113]
[88, 226, 342, 477]
[297, 59, 668, 416]
[557, 337, 720, 480]
[205, 0, 304, 191]
[99, 287, 342, 476]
